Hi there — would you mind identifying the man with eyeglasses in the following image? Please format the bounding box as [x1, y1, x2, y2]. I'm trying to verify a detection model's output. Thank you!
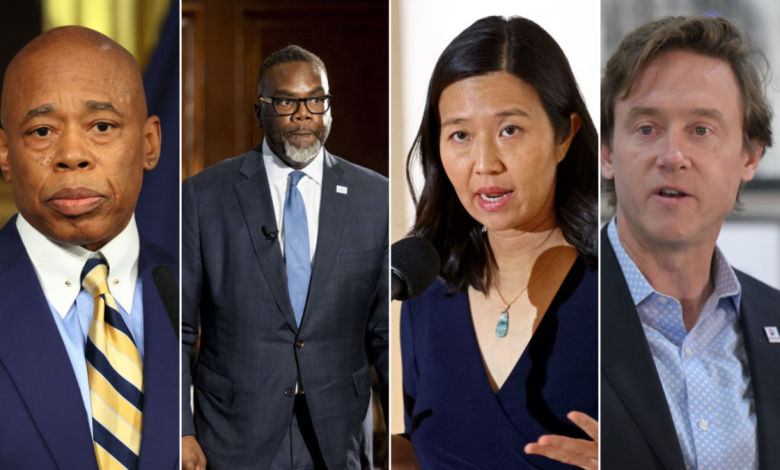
[181, 45, 388, 470]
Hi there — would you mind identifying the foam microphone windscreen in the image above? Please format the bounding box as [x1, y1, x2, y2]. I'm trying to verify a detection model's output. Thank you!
[391, 237, 441, 301]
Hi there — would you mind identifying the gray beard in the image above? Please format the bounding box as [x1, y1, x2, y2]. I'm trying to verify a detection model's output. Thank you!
[267, 118, 332, 164]
[283, 138, 323, 163]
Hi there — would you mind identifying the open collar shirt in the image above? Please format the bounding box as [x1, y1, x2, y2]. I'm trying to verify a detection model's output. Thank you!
[608, 218, 757, 470]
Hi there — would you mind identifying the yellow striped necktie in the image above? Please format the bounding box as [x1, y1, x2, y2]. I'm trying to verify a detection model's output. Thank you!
[82, 258, 143, 470]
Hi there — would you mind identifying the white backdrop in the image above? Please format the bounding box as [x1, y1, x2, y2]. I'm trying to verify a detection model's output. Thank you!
[719, 222, 780, 289]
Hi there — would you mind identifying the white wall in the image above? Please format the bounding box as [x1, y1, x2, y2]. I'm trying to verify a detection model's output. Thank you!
[718, 221, 780, 289]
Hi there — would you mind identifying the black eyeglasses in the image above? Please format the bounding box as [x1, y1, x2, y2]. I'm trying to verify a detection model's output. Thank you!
[257, 95, 332, 116]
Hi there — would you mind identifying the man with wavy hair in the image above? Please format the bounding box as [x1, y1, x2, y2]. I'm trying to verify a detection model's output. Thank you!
[600, 15, 778, 470]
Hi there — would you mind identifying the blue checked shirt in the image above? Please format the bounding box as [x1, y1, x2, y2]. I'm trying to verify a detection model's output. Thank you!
[608, 219, 757, 469]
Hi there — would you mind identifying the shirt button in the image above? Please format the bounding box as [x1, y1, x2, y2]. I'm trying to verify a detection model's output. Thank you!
[685, 345, 693, 356]
[296, 339, 305, 349]
[65, 280, 72, 287]
[698, 419, 709, 431]
[284, 387, 293, 397]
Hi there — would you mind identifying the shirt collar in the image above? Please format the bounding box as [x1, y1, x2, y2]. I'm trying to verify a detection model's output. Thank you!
[262, 138, 324, 187]
[607, 217, 741, 311]
[17, 213, 140, 318]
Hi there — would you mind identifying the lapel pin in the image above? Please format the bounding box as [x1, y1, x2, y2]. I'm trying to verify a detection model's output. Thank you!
[765, 326, 780, 343]
[336, 185, 348, 195]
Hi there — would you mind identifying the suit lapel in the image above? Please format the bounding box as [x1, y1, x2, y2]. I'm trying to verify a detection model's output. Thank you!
[303, 151, 348, 330]
[736, 273, 780, 470]
[233, 148, 298, 333]
[0, 218, 98, 469]
[136, 243, 179, 470]
[601, 228, 687, 470]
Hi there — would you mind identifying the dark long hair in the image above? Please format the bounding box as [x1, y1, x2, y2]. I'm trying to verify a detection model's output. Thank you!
[407, 16, 598, 293]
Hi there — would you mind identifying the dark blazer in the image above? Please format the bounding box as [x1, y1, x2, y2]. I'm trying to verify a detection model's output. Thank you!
[0, 215, 180, 470]
[601, 226, 780, 469]
[181, 146, 388, 470]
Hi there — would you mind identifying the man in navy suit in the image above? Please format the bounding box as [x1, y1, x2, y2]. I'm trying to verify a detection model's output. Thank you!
[600, 16, 780, 469]
[0, 27, 179, 469]
[181, 46, 388, 470]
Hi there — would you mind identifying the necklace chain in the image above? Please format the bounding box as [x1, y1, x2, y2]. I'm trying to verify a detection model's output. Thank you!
[494, 245, 563, 313]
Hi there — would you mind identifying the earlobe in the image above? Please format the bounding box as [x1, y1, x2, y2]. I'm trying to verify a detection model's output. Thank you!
[0, 129, 11, 182]
[740, 141, 763, 182]
[601, 143, 615, 179]
[143, 116, 162, 171]
[569, 113, 583, 139]
[556, 113, 582, 163]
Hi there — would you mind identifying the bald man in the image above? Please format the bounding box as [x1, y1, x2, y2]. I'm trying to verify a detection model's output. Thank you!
[0, 26, 179, 470]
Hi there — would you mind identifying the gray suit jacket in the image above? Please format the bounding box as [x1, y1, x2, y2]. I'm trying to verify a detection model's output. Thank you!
[181, 145, 388, 469]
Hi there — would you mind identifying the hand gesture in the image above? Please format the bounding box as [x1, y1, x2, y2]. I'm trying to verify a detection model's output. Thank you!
[525, 411, 598, 470]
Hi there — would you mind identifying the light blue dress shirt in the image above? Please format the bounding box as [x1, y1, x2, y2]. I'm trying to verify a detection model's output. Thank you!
[47, 279, 145, 436]
[15, 213, 145, 439]
[608, 219, 757, 470]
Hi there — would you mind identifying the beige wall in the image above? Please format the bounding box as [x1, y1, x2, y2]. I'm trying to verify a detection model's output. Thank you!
[389, 0, 412, 436]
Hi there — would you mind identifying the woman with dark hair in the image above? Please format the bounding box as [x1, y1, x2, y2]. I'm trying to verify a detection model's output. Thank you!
[393, 16, 598, 469]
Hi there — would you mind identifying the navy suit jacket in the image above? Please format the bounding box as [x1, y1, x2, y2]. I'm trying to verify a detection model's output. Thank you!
[0, 215, 179, 470]
[601, 226, 780, 469]
[181, 146, 389, 469]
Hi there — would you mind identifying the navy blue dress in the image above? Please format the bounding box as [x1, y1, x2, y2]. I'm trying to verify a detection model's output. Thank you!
[401, 258, 598, 469]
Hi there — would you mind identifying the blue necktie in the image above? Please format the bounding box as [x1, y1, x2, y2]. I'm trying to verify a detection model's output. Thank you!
[284, 171, 311, 327]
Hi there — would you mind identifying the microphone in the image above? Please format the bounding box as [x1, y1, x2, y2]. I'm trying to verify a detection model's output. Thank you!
[391, 237, 441, 301]
[262, 225, 279, 240]
[152, 265, 179, 340]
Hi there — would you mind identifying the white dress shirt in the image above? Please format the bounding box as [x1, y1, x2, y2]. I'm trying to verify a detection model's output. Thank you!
[262, 139, 323, 394]
[262, 138, 323, 262]
[17, 213, 140, 316]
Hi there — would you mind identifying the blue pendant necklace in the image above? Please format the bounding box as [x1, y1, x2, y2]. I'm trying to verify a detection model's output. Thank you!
[493, 247, 562, 338]
[494, 288, 523, 338]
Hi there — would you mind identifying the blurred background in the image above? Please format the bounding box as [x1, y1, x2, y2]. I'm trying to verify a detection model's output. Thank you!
[0, 0, 180, 255]
[181, 0, 388, 179]
[181, 0, 389, 467]
[601, 0, 780, 289]
[390, 0, 601, 438]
